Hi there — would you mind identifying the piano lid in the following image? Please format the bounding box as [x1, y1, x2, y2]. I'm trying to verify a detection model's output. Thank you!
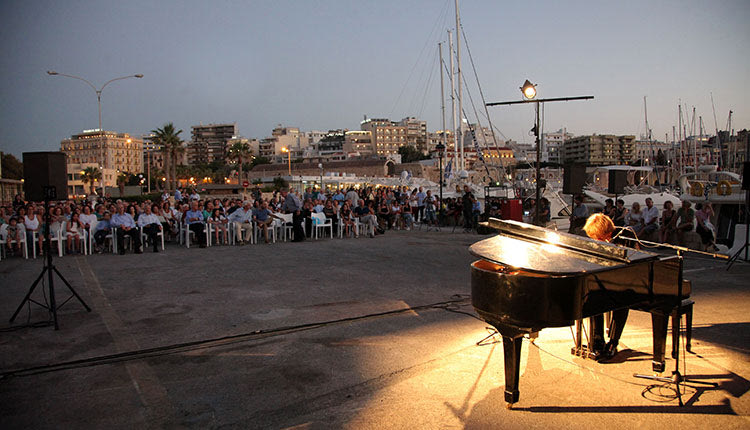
[469, 218, 659, 275]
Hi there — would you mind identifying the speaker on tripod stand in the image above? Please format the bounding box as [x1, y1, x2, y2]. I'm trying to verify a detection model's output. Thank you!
[10, 152, 91, 329]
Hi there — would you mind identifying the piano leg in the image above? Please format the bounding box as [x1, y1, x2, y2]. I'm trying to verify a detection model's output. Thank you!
[650, 311, 669, 373]
[502, 334, 523, 407]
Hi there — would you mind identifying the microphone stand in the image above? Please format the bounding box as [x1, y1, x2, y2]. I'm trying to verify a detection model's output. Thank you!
[617, 235, 722, 405]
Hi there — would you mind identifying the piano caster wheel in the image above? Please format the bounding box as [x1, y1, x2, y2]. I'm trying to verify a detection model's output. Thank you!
[506, 403, 514, 410]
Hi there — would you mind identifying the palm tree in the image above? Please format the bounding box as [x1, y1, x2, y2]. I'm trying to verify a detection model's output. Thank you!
[80, 166, 102, 195]
[116, 172, 129, 197]
[227, 141, 251, 184]
[150, 123, 183, 190]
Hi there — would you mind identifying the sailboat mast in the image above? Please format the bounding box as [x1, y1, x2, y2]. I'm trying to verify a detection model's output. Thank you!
[692, 107, 698, 173]
[644, 96, 652, 166]
[711, 92, 722, 168]
[448, 30, 458, 168]
[438, 42, 447, 159]
[455, 0, 464, 171]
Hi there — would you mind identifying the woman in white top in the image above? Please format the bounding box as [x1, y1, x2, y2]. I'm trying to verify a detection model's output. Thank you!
[626, 202, 644, 234]
[24, 205, 42, 255]
[208, 208, 228, 245]
[66, 213, 83, 254]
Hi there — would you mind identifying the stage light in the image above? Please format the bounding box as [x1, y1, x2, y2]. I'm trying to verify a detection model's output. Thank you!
[521, 80, 537, 100]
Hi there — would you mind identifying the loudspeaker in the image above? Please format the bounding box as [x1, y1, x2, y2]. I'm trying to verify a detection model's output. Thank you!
[743, 162, 749, 191]
[608, 170, 628, 194]
[563, 164, 586, 195]
[23, 152, 68, 202]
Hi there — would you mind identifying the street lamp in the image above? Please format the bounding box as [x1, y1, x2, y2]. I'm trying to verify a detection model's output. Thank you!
[47, 71, 143, 169]
[435, 142, 446, 208]
[281, 147, 291, 176]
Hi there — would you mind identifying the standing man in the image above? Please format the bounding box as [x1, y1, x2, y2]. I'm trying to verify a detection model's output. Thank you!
[111, 204, 142, 254]
[416, 187, 427, 222]
[281, 188, 304, 242]
[185, 200, 207, 248]
[462, 185, 474, 231]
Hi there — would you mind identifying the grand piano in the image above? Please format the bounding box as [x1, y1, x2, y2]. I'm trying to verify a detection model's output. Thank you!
[470, 218, 689, 407]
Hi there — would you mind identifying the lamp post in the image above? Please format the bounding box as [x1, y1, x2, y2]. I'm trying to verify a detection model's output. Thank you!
[47, 71, 143, 169]
[487, 80, 593, 226]
[281, 147, 291, 176]
[436, 142, 446, 207]
[318, 163, 324, 193]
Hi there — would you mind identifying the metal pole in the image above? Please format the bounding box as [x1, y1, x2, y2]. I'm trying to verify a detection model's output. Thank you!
[439, 153, 444, 205]
[439, 42, 447, 160]
[455, 0, 464, 171]
[535, 101, 541, 225]
[448, 31, 457, 169]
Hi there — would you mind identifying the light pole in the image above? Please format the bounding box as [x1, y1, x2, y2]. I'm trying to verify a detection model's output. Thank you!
[487, 80, 593, 226]
[281, 147, 291, 176]
[47, 71, 143, 169]
[318, 163, 324, 192]
[435, 142, 446, 208]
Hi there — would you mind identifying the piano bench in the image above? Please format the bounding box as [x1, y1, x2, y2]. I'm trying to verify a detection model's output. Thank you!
[671, 299, 695, 358]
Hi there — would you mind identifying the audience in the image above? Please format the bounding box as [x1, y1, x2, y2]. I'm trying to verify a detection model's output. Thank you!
[1, 183, 722, 261]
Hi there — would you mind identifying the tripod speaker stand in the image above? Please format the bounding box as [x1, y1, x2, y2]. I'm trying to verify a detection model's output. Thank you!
[9, 186, 91, 330]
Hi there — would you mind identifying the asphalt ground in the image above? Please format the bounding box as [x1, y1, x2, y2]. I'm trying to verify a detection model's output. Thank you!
[0, 229, 748, 429]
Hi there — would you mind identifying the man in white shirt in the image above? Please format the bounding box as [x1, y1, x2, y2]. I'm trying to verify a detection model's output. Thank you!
[79, 206, 98, 231]
[111, 204, 142, 254]
[641, 197, 660, 235]
[137, 204, 162, 252]
[228, 201, 254, 244]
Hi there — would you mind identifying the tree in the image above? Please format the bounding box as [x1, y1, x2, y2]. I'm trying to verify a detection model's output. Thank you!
[80, 166, 102, 195]
[272, 176, 289, 190]
[117, 172, 129, 197]
[227, 141, 251, 184]
[251, 156, 270, 167]
[151, 123, 184, 191]
[398, 146, 430, 163]
[1, 152, 23, 179]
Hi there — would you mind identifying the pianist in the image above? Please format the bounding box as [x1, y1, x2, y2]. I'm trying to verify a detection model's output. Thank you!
[583, 213, 628, 361]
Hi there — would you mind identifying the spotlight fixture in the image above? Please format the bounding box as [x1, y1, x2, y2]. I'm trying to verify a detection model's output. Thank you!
[521, 80, 537, 100]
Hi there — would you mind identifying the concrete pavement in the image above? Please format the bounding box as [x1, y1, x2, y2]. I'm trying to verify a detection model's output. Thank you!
[1, 229, 749, 429]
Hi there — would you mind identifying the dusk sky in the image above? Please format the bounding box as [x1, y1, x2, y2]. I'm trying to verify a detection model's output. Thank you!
[1, 0, 748, 158]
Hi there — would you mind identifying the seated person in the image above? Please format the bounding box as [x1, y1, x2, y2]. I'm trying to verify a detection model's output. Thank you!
[671, 200, 695, 244]
[583, 213, 628, 361]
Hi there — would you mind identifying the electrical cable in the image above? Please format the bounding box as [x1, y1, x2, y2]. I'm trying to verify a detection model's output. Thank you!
[0, 296, 471, 381]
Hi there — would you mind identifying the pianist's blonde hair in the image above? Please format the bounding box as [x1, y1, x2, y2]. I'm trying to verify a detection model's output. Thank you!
[583, 213, 614, 242]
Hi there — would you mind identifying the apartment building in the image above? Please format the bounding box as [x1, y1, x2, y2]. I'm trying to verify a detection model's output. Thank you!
[562, 134, 636, 165]
[187, 123, 238, 164]
[60, 129, 143, 177]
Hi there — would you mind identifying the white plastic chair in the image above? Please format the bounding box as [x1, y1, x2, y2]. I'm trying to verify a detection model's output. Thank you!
[312, 212, 333, 239]
[355, 218, 374, 238]
[140, 225, 165, 251]
[65, 223, 87, 255]
[89, 220, 116, 254]
[253, 219, 277, 244]
[183, 222, 209, 248]
[49, 221, 66, 257]
[276, 213, 294, 242]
